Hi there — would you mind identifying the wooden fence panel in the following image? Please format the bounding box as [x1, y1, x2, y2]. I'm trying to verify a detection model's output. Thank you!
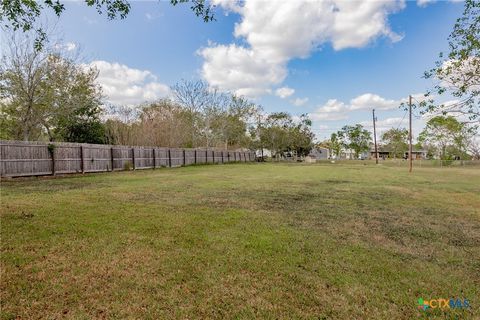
[154, 148, 169, 167]
[206, 150, 214, 164]
[112, 147, 131, 171]
[221, 151, 227, 163]
[169, 148, 183, 167]
[1, 143, 52, 176]
[196, 149, 206, 164]
[135, 148, 154, 169]
[185, 150, 196, 165]
[0, 140, 256, 177]
[83, 146, 111, 172]
[214, 151, 222, 164]
[55, 146, 82, 174]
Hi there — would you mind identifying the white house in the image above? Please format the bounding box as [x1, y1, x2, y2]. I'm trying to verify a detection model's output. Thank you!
[308, 148, 330, 160]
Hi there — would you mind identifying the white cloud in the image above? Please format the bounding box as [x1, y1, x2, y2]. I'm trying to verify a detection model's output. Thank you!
[310, 112, 349, 121]
[65, 42, 76, 51]
[309, 93, 413, 122]
[54, 42, 77, 52]
[309, 99, 350, 121]
[417, 0, 463, 7]
[360, 117, 405, 129]
[88, 60, 171, 106]
[359, 116, 416, 138]
[211, 0, 242, 13]
[350, 93, 400, 110]
[322, 99, 350, 113]
[275, 86, 295, 99]
[291, 97, 309, 107]
[199, 44, 284, 98]
[200, 0, 405, 97]
[417, 0, 436, 7]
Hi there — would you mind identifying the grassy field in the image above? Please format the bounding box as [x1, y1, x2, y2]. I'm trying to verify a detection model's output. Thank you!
[1, 163, 479, 319]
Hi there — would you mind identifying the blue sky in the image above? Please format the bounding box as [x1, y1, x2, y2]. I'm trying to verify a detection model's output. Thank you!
[54, 0, 463, 141]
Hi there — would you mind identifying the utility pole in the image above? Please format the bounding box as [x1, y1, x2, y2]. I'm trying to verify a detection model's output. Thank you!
[372, 109, 378, 165]
[409, 95, 413, 173]
[258, 113, 264, 159]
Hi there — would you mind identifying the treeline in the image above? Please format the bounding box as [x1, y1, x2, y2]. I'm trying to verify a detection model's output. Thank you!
[104, 83, 256, 149]
[0, 31, 315, 154]
[318, 117, 479, 160]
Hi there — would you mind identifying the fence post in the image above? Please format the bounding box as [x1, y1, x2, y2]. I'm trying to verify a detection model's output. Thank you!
[213, 150, 215, 164]
[222, 151, 224, 164]
[206, 149, 208, 163]
[132, 148, 136, 170]
[168, 149, 172, 167]
[234, 152, 236, 162]
[194, 149, 197, 164]
[80, 146, 85, 174]
[111, 147, 114, 171]
[183, 149, 186, 166]
[50, 145, 56, 176]
[152, 148, 156, 169]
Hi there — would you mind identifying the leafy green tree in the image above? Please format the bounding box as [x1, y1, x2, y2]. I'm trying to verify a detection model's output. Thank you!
[337, 124, 372, 159]
[260, 112, 292, 158]
[289, 114, 314, 157]
[43, 55, 105, 142]
[329, 133, 342, 158]
[258, 112, 314, 159]
[0, 32, 104, 142]
[422, 0, 480, 122]
[62, 117, 106, 144]
[1, 0, 214, 50]
[418, 116, 472, 160]
[212, 95, 255, 149]
[381, 128, 408, 159]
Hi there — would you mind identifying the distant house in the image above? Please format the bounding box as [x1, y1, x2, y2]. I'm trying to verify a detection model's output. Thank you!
[338, 149, 354, 159]
[370, 147, 393, 160]
[339, 149, 368, 160]
[308, 148, 330, 160]
[405, 150, 427, 160]
[369, 148, 427, 160]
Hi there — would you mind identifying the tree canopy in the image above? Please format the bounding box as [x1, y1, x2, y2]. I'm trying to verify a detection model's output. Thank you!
[381, 128, 408, 159]
[0, 32, 104, 142]
[254, 112, 314, 158]
[422, 0, 480, 122]
[418, 116, 472, 160]
[336, 124, 372, 159]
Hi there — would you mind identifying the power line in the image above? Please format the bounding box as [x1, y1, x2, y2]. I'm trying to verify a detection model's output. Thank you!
[395, 109, 409, 131]
[411, 96, 425, 119]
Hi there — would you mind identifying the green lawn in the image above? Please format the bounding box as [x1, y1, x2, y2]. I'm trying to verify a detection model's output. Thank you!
[1, 163, 479, 319]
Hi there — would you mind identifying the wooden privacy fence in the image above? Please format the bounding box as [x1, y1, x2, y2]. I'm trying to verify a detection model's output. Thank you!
[0, 140, 256, 178]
